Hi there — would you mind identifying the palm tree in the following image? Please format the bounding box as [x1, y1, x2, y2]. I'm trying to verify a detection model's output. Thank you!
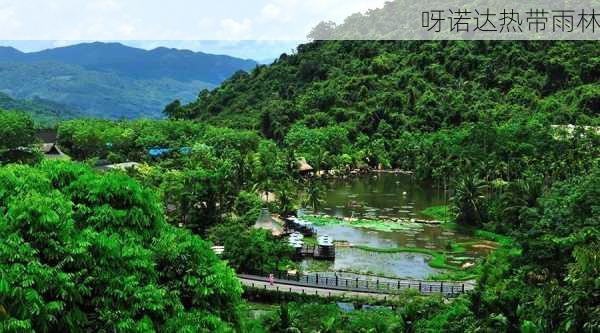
[304, 180, 324, 213]
[500, 177, 543, 228]
[451, 176, 488, 226]
[276, 182, 296, 216]
[313, 147, 329, 175]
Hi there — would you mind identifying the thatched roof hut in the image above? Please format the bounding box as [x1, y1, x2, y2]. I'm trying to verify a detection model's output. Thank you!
[297, 157, 313, 174]
[39, 143, 69, 160]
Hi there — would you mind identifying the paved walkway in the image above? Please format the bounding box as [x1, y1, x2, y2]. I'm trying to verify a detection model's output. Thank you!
[239, 276, 396, 300]
[239, 274, 475, 299]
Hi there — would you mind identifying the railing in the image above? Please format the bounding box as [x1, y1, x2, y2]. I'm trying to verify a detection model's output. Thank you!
[239, 272, 470, 296]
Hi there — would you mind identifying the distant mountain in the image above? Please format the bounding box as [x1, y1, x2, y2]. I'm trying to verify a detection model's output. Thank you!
[0, 42, 258, 120]
[0, 42, 258, 84]
[0, 47, 22, 61]
[0, 92, 82, 126]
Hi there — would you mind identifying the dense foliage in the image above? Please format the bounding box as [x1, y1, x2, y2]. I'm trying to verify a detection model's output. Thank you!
[0, 161, 243, 332]
[471, 169, 600, 332]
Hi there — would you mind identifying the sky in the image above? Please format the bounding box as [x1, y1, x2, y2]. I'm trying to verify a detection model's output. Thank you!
[0, 0, 387, 59]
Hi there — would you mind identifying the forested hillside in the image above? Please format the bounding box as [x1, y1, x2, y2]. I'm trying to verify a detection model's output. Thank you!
[0, 42, 258, 120]
[181, 40, 598, 130]
[0, 92, 82, 126]
[174, 40, 599, 179]
[0, 61, 213, 120]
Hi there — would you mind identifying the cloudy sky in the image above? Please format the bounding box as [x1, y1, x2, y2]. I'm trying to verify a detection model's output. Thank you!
[0, 0, 387, 59]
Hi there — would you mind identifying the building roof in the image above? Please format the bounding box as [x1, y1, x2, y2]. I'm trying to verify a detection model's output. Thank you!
[297, 157, 313, 173]
[148, 147, 192, 157]
[38, 143, 69, 160]
[211, 246, 225, 255]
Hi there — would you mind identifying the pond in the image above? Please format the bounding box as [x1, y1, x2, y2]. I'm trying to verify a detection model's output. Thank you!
[301, 248, 442, 280]
[317, 172, 446, 221]
[298, 173, 494, 279]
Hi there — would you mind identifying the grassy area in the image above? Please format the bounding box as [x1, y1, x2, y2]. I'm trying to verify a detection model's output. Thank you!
[420, 205, 452, 222]
[474, 230, 514, 247]
[301, 259, 334, 273]
[241, 301, 279, 322]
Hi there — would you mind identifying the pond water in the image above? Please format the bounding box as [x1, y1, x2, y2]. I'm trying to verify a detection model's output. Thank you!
[298, 173, 494, 279]
[312, 222, 484, 250]
[301, 248, 441, 280]
[317, 172, 446, 221]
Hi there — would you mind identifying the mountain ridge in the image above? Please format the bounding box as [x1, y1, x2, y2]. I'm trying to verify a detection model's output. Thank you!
[0, 42, 258, 84]
[0, 42, 258, 120]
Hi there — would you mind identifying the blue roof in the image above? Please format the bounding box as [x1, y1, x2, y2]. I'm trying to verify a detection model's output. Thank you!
[148, 148, 172, 157]
[148, 147, 193, 157]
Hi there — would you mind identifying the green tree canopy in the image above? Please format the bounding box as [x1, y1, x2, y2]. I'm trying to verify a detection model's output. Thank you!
[0, 110, 36, 150]
[0, 161, 242, 332]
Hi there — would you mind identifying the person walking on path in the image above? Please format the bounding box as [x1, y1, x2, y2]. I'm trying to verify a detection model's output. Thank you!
[268, 273, 275, 286]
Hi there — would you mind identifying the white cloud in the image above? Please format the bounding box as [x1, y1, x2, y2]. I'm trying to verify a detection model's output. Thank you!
[118, 24, 136, 37]
[0, 0, 389, 40]
[86, 0, 121, 12]
[219, 18, 253, 39]
[0, 6, 21, 31]
[261, 3, 281, 19]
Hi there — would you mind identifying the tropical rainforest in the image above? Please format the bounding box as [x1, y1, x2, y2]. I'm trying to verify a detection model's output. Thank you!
[0, 30, 598, 333]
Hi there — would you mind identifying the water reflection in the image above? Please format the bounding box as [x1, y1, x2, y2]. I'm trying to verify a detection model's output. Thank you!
[318, 173, 446, 220]
[334, 248, 440, 279]
[314, 224, 475, 251]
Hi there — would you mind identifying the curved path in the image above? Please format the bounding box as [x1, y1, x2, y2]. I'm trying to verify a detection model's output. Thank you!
[238, 274, 475, 299]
